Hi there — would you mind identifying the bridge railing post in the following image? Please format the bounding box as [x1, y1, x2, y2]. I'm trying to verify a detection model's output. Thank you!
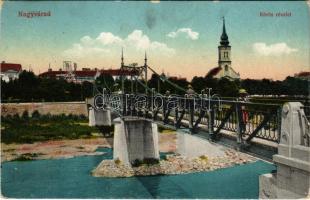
[236, 102, 244, 145]
[210, 102, 215, 135]
[259, 102, 310, 198]
[185, 94, 194, 132]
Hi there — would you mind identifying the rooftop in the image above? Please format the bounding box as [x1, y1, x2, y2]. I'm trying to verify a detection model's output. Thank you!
[0, 62, 22, 73]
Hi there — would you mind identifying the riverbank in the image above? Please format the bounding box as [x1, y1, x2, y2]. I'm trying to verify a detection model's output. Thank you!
[1, 138, 112, 162]
[1, 131, 176, 162]
[1, 129, 256, 178]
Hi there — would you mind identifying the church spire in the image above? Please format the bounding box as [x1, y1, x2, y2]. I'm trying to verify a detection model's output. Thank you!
[121, 48, 124, 67]
[144, 51, 147, 66]
[220, 17, 229, 46]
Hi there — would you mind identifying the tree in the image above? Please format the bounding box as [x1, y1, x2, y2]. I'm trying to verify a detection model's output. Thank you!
[217, 78, 238, 97]
[191, 76, 206, 93]
[95, 73, 115, 92]
[148, 74, 161, 92]
[204, 77, 218, 94]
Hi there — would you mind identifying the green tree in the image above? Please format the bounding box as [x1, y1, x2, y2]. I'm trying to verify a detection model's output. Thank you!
[217, 78, 238, 97]
[191, 76, 206, 93]
[95, 73, 115, 92]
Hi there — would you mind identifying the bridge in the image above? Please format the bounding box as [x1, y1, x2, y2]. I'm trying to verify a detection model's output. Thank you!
[87, 54, 310, 198]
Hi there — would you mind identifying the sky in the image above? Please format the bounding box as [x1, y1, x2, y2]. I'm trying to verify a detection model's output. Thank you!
[0, 1, 309, 80]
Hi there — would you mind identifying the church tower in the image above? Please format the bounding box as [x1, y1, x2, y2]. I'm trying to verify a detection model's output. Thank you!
[207, 17, 240, 79]
[218, 17, 232, 77]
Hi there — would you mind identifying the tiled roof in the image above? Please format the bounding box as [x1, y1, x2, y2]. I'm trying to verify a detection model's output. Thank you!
[39, 70, 98, 77]
[295, 71, 310, 77]
[0, 63, 22, 72]
[74, 70, 98, 77]
[39, 71, 66, 78]
[206, 67, 222, 77]
[39, 68, 138, 78]
[100, 69, 138, 76]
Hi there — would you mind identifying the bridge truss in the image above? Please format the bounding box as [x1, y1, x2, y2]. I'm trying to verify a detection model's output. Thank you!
[92, 52, 284, 148]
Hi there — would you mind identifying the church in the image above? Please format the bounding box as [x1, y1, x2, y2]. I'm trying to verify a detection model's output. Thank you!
[207, 18, 240, 80]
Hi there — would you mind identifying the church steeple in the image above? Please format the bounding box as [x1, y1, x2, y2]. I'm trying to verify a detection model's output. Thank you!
[220, 17, 229, 46]
[121, 48, 124, 67]
[144, 51, 147, 66]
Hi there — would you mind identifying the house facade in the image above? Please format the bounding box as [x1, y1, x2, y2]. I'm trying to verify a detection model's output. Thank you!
[0, 62, 23, 82]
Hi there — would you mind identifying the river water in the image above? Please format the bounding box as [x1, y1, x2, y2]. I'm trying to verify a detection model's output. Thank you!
[1, 148, 275, 198]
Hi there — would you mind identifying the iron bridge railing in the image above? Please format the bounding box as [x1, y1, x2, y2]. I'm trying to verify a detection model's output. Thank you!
[94, 93, 283, 144]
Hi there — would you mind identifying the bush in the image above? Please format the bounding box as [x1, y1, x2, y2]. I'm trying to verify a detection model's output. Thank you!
[143, 158, 159, 165]
[114, 158, 121, 165]
[41, 113, 52, 121]
[78, 114, 87, 120]
[32, 110, 41, 118]
[199, 155, 208, 163]
[21, 110, 29, 120]
[131, 158, 159, 167]
[1, 114, 100, 144]
[11, 113, 21, 122]
[12, 153, 39, 161]
[131, 159, 143, 167]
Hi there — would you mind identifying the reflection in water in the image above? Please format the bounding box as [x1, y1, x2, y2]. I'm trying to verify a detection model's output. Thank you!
[137, 175, 162, 198]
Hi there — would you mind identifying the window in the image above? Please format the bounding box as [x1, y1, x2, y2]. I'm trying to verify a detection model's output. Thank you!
[225, 65, 229, 71]
[224, 52, 228, 58]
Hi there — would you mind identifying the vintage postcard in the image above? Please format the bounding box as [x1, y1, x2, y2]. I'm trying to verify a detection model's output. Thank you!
[0, 0, 309, 199]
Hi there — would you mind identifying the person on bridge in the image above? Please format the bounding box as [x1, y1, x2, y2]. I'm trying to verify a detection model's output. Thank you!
[186, 84, 195, 97]
[113, 83, 122, 94]
[186, 84, 195, 129]
[237, 89, 249, 135]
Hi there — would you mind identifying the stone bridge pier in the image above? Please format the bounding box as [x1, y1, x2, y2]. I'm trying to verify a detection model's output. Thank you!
[87, 97, 112, 126]
[259, 102, 310, 199]
[113, 117, 159, 165]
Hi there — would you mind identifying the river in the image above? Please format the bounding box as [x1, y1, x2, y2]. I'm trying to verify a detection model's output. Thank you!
[1, 148, 275, 198]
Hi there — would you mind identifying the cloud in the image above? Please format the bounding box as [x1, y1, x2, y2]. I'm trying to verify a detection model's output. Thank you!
[253, 42, 298, 56]
[80, 36, 95, 46]
[63, 43, 109, 58]
[96, 32, 122, 45]
[167, 28, 199, 40]
[127, 30, 151, 49]
[63, 30, 175, 59]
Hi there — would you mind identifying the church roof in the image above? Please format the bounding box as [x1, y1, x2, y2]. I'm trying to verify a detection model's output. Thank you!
[206, 66, 240, 79]
[206, 66, 222, 77]
[294, 71, 310, 78]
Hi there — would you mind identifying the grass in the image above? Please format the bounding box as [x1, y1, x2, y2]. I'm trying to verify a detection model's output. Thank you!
[1, 112, 110, 144]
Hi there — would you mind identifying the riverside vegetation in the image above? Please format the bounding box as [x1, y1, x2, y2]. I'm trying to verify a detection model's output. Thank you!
[1, 111, 111, 144]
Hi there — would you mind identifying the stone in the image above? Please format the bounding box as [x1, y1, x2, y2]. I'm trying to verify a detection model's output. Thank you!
[259, 102, 310, 199]
[113, 117, 159, 165]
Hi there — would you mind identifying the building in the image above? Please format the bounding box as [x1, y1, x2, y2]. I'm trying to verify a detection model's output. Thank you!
[0, 61, 23, 82]
[294, 71, 310, 81]
[168, 76, 187, 82]
[207, 18, 240, 80]
[39, 63, 137, 83]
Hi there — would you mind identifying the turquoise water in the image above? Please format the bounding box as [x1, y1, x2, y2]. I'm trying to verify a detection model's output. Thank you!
[1, 148, 275, 198]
